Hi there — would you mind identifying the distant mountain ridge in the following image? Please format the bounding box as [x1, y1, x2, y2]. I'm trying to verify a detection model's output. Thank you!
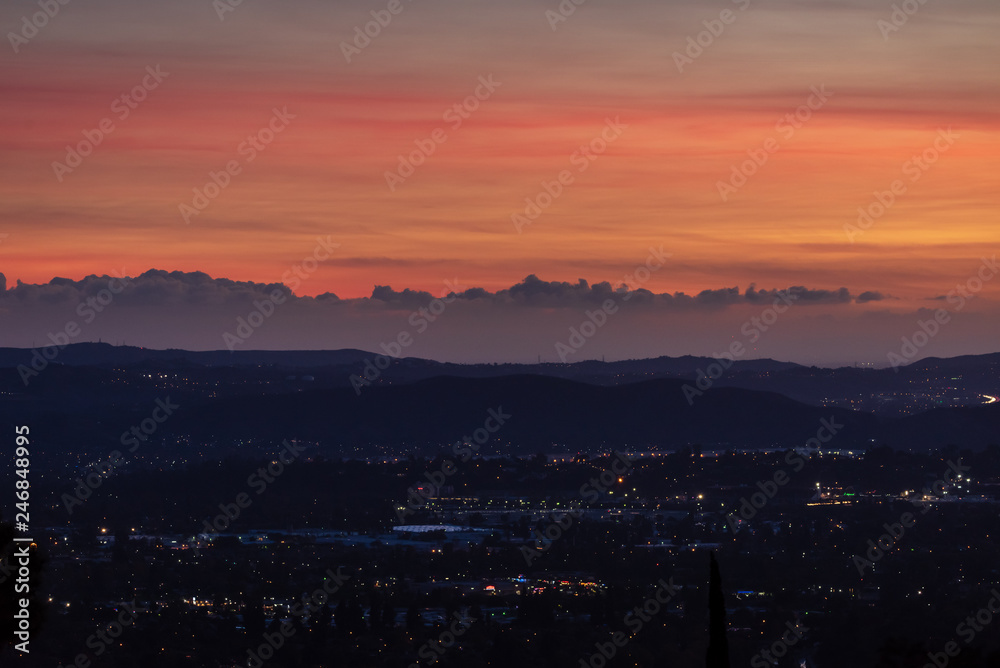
[166, 374, 879, 451]
[0, 343, 375, 368]
[2, 344, 997, 416]
[3, 342, 997, 376]
[1, 353, 999, 458]
[0, 342, 801, 374]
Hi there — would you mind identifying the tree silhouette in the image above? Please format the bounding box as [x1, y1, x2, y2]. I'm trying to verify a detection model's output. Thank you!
[706, 551, 730, 668]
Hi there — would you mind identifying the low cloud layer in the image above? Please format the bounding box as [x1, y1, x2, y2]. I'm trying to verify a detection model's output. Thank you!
[1, 270, 876, 311]
[0, 269, 995, 367]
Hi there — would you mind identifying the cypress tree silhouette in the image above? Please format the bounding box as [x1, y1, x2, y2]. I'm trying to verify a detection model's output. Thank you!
[706, 551, 731, 668]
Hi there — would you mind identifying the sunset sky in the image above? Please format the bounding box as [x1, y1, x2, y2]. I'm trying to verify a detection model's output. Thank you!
[1, 0, 997, 364]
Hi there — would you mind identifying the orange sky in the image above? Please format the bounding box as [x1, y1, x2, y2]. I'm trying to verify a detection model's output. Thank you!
[1, 0, 998, 346]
